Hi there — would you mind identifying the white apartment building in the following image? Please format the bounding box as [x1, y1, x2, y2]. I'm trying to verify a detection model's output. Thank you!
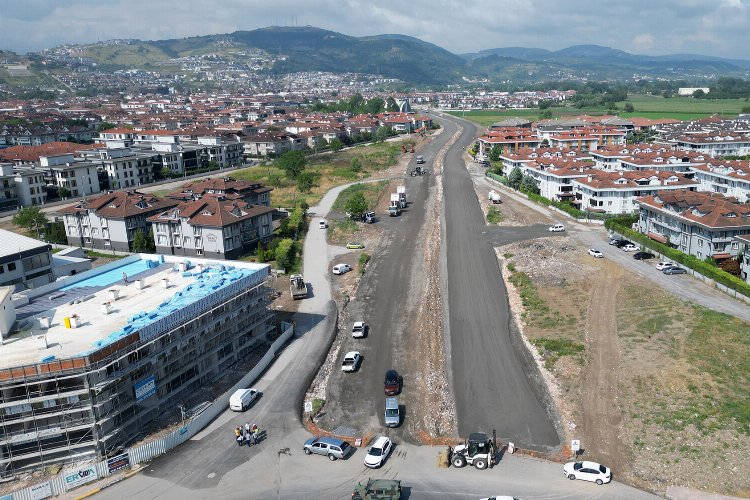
[574, 170, 699, 214]
[41, 154, 101, 198]
[674, 134, 750, 157]
[77, 148, 156, 189]
[636, 190, 750, 260]
[690, 161, 750, 202]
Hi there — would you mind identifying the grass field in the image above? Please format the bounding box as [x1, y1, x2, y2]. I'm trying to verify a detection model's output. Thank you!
[232, 141, 404, 208]
[450, 93, 748, 127]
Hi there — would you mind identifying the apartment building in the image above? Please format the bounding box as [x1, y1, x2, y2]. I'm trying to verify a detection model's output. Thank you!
[60, 191, 178, 251]
[735, 234, 750, 283]
[243, 132, 304, 156]
[674, 133, 750, 157]
[636, 190, 750, 260]
[148, 197, 274, 259]
[0, 255, 275, 476]
[167, 177, 272, 207]
[41, 154, 101, 198]
[690, 160, 750, 202]
[76, 148, 156, 189]
[11, 165, 47, 207]
[574, 170, 699, 214]
[0, 230, 54, 291]
[478, 128, 542, 155]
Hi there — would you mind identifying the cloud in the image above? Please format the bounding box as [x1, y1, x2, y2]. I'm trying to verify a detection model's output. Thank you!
[632, 34, 655, 52]
[0, 0, 748, 59]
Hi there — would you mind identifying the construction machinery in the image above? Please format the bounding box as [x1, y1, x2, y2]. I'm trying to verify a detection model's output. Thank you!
[450, 432, 496, 470]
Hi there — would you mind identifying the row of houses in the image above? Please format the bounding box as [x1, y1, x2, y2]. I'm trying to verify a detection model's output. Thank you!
[60, 177, 274, 259]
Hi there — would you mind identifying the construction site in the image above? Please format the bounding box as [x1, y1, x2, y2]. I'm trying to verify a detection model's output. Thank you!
[0, 254, 275, 477]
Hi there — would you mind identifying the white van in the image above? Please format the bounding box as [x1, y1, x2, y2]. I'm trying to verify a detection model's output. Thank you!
[319, 219, 328, 229]
[229, 388, 259, 411]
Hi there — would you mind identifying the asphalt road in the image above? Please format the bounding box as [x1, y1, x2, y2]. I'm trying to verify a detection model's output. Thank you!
[439, 112, 560, 449]
[318, 123, 455, 441]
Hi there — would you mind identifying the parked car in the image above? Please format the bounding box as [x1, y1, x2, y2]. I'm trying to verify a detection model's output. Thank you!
[228, 388, 259, 411]
[332, 264, 352, 275]
[613, 239, 632, 248]
[341, 351, 362, 372]
[364, 211, 375, 223]
[563, 461, 611, 485]
[384, 369, 401, 395]
[588, 249, 603, 258]
[655, 261, 674, 271]
[363, 436, 393, 468]
[548, 224, 565, 232]
[346, 243, 365, 249]
[303, 436, 352, 461]
[622, 244, 639, 252]
[664, 266, 687, 275]
[608, 237, 620, 245]
[633, 251, 655, 260]
[319, 219, 328, 229]
[384, 397, 400, 427]
[351, 321, 367, 338]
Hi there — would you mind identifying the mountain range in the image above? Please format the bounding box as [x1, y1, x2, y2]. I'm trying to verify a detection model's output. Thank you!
[38, 27, 750, 85]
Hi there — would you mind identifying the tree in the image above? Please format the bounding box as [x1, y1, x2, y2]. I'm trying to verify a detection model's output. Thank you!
[45, 221, 67, 244]
[329, 138, 343, 152]
[12, 206, 48, 237]
[538, 99, 552, 109]
[275, 238, 295, 272]
[276, 150, 306, 179]
[374, 126, 391, 143]
[131, 228, 155, 253]
[386, 96, 399, 112]
[350, 157, 363, 172]
[256, 242, 266, 263]
[520, 175, 540, 194]
[160, 167, 172, 179]
[366, 97, 385, 115]
[539, 110, 553, 119]
[508, 167, 523, 190]
[345, 192, 368, 220]
[287, 207, 306, 239]
[96, 122, 117, 132]
[741, 106, 750, 114]
[624, 102, 635, 113]
[489, 145, 502, 162]
[692, 89, 706, 98]
[57, 186, 70, 199]
[296, 171, 314, 193]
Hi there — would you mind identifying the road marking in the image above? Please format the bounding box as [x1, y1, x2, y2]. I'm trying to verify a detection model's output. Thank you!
[207, 472, 216, 479]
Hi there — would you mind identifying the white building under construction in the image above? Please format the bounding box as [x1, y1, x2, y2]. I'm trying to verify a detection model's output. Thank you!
[0, 254, 275, 476]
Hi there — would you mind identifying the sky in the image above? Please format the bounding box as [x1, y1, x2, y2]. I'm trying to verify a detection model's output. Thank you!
[1, 0, 749, 59]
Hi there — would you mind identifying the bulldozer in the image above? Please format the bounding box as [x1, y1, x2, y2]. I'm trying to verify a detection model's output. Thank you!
[449, 432, 496, 470]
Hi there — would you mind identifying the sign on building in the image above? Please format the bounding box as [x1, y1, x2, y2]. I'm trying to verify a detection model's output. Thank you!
[106, 452, 131, 474]
[29, 481, 53, 500]
[134, 375, 157, 402]
[63, 466, 98, 491]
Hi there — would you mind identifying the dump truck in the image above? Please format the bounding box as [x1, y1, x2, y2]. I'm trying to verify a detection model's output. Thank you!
[289, 274, 307, 300]
[396, 186, 407, 208]
[488, 190, 501, 204]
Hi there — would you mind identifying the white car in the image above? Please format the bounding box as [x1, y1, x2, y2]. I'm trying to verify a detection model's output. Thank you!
[548, 224, 565, 232]
[318, 219, 327, 229]
[655, 261, 674, 271]
[587, 249, 603, 258]
[341, 351, 362, 372]
[622, 243, 639, 252]
[351, 321, 367, 338]
[332, 264, 352, 275]
[563, 461, 612, 485]
[363, 436, 392, 468]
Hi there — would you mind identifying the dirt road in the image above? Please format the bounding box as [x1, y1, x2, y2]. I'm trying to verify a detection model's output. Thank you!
[582, 261, 629, 473]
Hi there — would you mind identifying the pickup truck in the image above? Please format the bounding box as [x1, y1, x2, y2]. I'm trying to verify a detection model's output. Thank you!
[388, 205, 401, 216]
[289, 274, 307, 300]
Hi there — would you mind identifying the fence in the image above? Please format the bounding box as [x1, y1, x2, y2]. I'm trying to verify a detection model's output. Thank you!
[8, 322, 294, 500]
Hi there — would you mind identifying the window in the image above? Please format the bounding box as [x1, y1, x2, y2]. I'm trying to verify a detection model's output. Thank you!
[698, 239, 703, 247]
[0, 265, 4, 274]
[8, 262, 16, 272]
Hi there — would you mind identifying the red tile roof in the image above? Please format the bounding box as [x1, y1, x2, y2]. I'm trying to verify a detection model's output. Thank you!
[637, 190, 750, 229]
[0, 142, 101, 163]
[59, 191, 178, 219]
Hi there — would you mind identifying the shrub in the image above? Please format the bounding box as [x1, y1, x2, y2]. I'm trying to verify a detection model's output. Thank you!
[486, 207, 504, 224]
[358, 253, 371, 275]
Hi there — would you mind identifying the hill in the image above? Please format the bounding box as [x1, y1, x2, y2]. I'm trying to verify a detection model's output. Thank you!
[25, 29, 750, 86]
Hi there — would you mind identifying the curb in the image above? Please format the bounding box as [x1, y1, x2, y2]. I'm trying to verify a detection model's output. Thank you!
[72, 467, 143, 499]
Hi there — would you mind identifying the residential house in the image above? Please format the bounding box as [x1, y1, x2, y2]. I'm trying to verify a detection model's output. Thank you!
[734, 234, 750, 283]
[60, 191, 179, 251]
[674, 133, 750, 157]
[148, 197, 274, 259]
[690, 160, 750, 202]
[478, 128, 542, 155]
[41, 154, 101, 198]
[574, 170, 699, 214]
[167, 177, 272, 207]
[635, 190, 750, 260]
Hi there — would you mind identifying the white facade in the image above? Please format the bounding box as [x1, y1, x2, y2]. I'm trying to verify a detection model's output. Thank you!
[42, 154, 101, 198]
[691, 163, 750, 202]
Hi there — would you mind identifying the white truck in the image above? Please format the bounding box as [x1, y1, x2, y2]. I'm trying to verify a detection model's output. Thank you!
[396, 185, 407, 208]
[290, 274, 307, 300]
[388, 194, 402, 216]
[488, 190, 501, 204]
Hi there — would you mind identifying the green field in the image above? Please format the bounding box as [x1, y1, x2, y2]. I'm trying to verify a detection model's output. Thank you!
[451, 93, 748, 127]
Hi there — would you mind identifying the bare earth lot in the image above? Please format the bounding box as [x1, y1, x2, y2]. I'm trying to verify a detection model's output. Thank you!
[478, 179, 750, 497]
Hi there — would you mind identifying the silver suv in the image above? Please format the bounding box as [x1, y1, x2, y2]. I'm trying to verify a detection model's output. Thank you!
[303, 436, 352, 461]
